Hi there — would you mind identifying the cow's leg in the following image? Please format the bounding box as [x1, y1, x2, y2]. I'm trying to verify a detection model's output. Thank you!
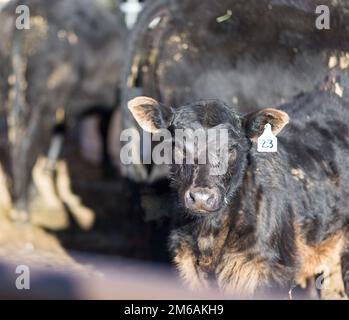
[217, 253, 266, 297]
[173, 245, 210, 291]
[170, 231, 209, 291]
[10, 149, 33, 222]
[9, 111, 52, 223]
[217, 252, 293, 298]
[10, 128, 32, 222]
[340, 237, 349, 298]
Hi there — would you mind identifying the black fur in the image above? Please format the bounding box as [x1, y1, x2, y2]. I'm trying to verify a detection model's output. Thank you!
[157, 88, 349, 296]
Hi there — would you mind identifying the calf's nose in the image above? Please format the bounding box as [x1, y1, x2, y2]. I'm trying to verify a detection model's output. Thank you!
[185, 187, 221, 212]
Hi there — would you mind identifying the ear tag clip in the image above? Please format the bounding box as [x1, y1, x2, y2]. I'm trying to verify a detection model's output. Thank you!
[257, 123, 277, 153]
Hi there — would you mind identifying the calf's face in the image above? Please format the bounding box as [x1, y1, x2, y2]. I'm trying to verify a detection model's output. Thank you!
[128, 97, 289, 216]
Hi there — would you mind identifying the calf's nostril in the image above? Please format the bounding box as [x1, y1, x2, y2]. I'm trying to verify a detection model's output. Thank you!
[185, 190, 195, 204]
[189, 191, 195, 202]
[206, 194, 215, 205]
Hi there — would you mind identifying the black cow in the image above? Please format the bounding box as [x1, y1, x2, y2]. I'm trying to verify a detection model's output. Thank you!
[0, 0, 127, 221]
[127, 81, 349, 297]
[119, 0, 349, 183]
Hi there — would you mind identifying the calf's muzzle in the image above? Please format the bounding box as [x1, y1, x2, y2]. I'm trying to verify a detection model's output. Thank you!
[184, 187, 221, 213]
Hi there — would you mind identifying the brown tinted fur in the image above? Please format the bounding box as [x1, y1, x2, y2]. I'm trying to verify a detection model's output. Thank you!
[295, 224, 344, 286]
[173, 216, 271, 296]
[217, 252, 268, 296]
[173, 240, 209, 290]
[174, 241, 270, 296]
[174, 222, 345, 296]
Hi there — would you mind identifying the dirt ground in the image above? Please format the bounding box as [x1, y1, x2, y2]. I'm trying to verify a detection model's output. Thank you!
[0, 214, 96, 276]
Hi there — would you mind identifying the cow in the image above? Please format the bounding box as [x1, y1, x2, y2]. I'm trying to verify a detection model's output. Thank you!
[0, 0, 127, 221]
[127, 80, 349, 298]
[117, 0, 349, 183]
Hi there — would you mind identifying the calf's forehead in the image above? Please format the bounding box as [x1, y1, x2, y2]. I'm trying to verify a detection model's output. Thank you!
[172, 101, 241, 129]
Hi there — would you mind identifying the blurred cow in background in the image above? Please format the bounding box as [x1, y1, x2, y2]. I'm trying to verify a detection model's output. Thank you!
[115, 0, 349, 184]
[0, 0, 127, 221]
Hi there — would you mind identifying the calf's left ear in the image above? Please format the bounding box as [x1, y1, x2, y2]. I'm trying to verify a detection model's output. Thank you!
[244, 108, 289, 142]
[128, 96, 174, 133]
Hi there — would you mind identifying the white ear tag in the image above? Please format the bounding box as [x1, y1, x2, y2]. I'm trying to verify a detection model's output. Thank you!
[257, 123, 277, 153]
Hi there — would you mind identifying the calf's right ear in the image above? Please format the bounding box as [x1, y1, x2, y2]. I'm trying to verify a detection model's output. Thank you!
[128, 96, 174, 133]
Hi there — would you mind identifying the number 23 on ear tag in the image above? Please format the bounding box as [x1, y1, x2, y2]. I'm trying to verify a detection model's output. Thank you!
[257, 123, 277, 153]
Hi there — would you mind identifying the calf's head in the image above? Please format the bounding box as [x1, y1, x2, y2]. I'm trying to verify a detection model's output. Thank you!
[128, 97, 289, 216]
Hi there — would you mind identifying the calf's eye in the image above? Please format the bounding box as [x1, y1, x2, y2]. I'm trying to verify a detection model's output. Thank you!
[228, 149, 237, 162]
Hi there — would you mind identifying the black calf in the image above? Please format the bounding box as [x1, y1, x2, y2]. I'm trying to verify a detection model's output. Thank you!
[128, 84, 349, 297]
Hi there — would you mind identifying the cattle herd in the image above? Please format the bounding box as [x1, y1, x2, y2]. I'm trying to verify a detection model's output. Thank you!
[1, 0, 349, 299]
